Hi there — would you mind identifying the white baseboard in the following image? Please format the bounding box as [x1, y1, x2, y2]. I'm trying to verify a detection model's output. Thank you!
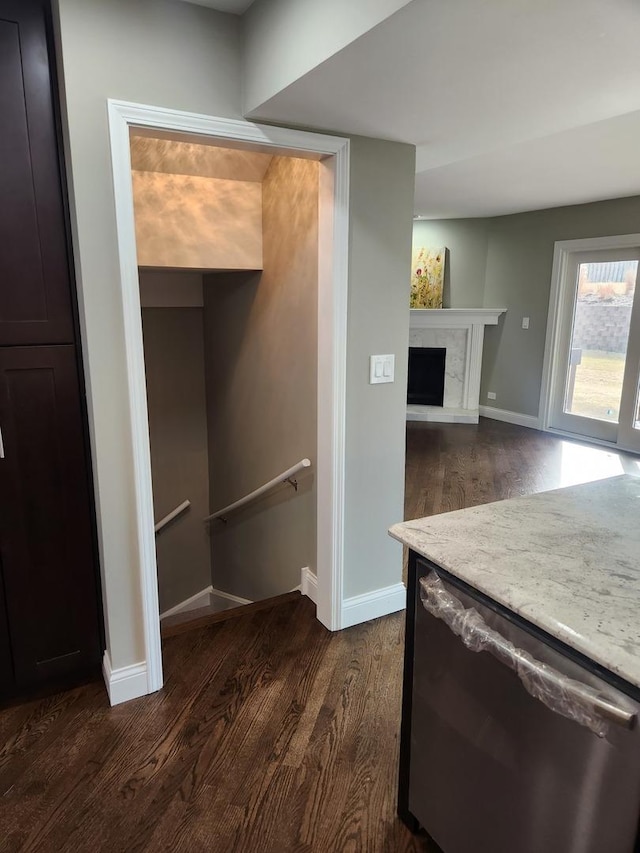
[210, 588, 253, 608]
[159, 585, 215, 620]
[300, 567, 317, 604]
[341, 582, 406, 629]
[407, 406, 478, 424]
[160, 585, 254, 622]
[478, 405, 541, 430]
[103, 651, 149, 706]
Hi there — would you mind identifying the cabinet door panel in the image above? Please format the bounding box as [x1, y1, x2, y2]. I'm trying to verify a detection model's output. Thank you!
[0, 1, 74, 345]
[0, 346, 102, 689]
[0, 562, 15, 698]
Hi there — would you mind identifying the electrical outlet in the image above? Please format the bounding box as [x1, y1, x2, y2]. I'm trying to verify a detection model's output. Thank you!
[487, 391, 497, 400]
[522, 317, 530, 329]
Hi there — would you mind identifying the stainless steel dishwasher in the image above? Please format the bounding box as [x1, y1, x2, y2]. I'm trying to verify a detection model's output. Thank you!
[398, 556, 640, 853]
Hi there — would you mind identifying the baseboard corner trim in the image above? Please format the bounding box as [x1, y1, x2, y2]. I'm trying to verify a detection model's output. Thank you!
[300, 567, 318, 604]
[478, 405, 541, 430]
[160, 585, 215, 620]
[103, 651, 149, 706]
[341, 582, 406, 629]
[210, 588, 253, 607]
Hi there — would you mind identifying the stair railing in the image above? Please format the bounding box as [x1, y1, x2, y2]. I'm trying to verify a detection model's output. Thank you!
[204, 458, 312, 525]
[155, 499, 191, 535]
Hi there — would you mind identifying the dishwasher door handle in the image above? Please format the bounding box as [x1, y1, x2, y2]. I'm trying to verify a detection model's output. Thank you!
[419, 572, 636, 737]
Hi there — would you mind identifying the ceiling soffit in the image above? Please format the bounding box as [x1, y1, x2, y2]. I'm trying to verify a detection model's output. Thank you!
[130, 135, 273, 183]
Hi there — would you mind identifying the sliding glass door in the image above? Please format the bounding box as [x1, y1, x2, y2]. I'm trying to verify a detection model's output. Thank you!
[549, 246, 640, 452]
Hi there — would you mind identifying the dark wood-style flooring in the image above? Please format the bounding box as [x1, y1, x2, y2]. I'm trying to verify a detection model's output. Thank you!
[405, 417, 640, 520]
[2, 419, 638, 852]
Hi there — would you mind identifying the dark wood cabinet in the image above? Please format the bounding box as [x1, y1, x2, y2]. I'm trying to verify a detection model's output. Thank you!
[0, 348, 102, 691]
[0, 0, 103, 701]
[0, 0, 75, 346]
[0, 569, 15, 700]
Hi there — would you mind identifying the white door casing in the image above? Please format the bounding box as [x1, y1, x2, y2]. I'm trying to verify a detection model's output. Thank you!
[540, 233, 640, 453]
[107, 100, 350, 697]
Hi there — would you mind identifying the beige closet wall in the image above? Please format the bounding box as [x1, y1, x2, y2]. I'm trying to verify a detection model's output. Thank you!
[135, 147, 318, 608]
[203, 156, 318, 601]
[139, 270, 212, 615]
[141, 305, 211, 613]
[132, 172, 263, 270]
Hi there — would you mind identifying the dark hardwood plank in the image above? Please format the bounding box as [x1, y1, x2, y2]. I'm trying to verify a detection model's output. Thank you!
[405, 417, 639, 521]
[1, 595, 433, 853]
[3, 419, 634, 852]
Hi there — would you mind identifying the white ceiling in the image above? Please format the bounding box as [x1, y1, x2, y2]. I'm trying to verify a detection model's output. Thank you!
[177, 0, 255, 14]
[248, 0, 640, 218]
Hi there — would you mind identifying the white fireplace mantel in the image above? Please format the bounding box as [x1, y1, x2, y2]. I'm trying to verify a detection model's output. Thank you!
[408, 308, 506, 424]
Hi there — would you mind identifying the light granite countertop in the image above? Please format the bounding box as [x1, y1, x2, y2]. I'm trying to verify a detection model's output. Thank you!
[389, 475, 640, 690]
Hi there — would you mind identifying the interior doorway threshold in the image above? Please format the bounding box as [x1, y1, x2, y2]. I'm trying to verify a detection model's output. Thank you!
[161, 590, 303, 638]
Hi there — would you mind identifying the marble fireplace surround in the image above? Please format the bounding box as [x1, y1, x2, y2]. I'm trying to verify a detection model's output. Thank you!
[408, 308, 506, 424]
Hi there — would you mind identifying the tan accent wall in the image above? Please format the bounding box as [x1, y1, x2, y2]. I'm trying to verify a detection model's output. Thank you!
[203, 156, 318, 601]
[130, 135, 273, 182]
[142, 307, 211, 613]
[132, 171, 263, 270]
[139, 269, 204, 308]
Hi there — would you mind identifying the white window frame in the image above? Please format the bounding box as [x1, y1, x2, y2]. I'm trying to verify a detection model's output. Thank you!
[539, 233, 640, 450]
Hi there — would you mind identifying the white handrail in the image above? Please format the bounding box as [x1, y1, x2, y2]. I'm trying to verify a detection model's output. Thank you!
[204, 458, 312, 523]
[155, 499, 191, 534]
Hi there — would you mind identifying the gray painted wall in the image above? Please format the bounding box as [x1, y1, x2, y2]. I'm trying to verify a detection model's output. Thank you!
[414, 195, 640, 417]
[344, 136, 416, 599]
[142, 308, 211, 613]
[243, 0, 413, 115]
[204, 156, 318, 601]
[413, 219, 489, 309]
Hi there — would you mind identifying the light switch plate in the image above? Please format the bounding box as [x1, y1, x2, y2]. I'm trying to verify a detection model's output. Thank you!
[370, 354, 395, 384]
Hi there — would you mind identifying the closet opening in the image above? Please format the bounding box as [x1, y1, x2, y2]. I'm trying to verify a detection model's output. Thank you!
[130, 129, 320, 634]
[107, 100, 349, 697]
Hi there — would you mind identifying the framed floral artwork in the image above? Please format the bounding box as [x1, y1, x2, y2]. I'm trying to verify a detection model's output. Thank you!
[410, 247, 445, 309]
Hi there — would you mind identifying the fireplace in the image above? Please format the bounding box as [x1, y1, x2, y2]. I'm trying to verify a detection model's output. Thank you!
[407, 308, 506, 423]
[407, 347, 446, 406]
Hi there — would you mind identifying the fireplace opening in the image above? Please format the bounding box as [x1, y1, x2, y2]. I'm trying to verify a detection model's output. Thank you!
[407, 347, 446, 406]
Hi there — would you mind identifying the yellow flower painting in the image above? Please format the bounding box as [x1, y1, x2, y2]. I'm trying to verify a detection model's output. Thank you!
[410, 247, 445, 309]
